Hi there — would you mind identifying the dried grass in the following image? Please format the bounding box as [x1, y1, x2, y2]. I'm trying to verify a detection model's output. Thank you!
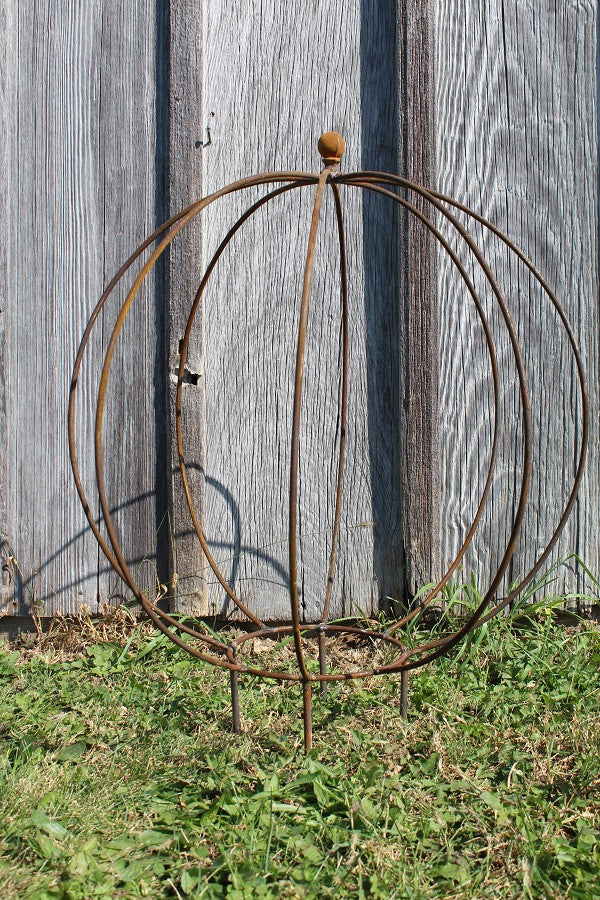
[12, 604, 152, 662]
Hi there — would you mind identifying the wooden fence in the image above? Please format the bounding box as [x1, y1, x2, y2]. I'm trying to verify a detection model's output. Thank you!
[0, 0, 597, 626]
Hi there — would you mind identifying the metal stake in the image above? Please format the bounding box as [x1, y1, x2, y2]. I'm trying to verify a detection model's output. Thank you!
[400, 670, 408, 718]
[302, 680, 313, 751]
[230, 666, 241, 734]
[318, 631, 328, 699]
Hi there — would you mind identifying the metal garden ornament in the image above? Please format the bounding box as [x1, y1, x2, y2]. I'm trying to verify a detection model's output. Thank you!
[69, 132, 588, 751]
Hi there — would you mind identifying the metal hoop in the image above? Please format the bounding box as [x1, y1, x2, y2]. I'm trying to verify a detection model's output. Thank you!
[69, 135, 588, 749]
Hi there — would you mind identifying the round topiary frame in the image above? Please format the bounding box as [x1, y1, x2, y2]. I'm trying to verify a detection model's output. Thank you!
[69, 132, 588, 750]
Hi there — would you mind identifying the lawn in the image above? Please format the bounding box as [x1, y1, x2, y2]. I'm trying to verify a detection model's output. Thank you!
[0, 604, 599, 899]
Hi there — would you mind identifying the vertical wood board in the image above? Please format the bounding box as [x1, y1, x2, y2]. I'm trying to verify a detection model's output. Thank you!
[0, 1, 163, 615]
[0, 0, 14, 607]
[436, 0, 598, 601]
[396, 0, 440, 592]
[0, 0, 596, 622]
[99, 2, 165, 607]
[198, 0, 403, 620]
[1, 0, 104, 615]
[168, 0, 207, 614]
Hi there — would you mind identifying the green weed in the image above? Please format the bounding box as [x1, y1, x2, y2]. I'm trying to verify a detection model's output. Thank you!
[0, 605, 598, 898]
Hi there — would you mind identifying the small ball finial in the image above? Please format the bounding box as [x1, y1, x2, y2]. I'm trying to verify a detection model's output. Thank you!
[318, 131, 345, 166]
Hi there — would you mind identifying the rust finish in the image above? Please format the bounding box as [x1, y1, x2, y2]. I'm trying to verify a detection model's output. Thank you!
[69, 132, 588, 750]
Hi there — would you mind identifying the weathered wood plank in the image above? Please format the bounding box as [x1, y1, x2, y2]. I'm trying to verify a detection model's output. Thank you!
[167, 0, 208, 614]
[100, 2, 165, 607]
[0, 0, 596, 626]
[0, 1, 105, 615]
[0, 0, 14, 610]
[199, 0, 403, 620]
[0, 1, 164, 616]
[436, 0, 598, 602]
[397, 0, 440, 594]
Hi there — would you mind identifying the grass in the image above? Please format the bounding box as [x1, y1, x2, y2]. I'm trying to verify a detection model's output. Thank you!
[0, 603, 599, 899]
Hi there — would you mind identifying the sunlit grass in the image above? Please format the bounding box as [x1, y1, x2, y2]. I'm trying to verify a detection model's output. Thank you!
[0, 598, 598, 898]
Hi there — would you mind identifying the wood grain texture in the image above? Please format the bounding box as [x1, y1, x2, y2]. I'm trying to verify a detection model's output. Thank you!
[199, 0, 402, 620]
[168, 0, 208, 614]
[436, 0, 598, 602]
[0, 0, 596, 623]
[0, 1, 162, 615]
[100, 2, 165, 607]
[396, 0, 440, 594]
[0, 1, 105, 615]
[0, 0, 13, 608]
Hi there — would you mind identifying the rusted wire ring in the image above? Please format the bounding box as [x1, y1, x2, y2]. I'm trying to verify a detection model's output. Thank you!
[425, 187, 588, 626]
[381, 175, 587, 643]
[288, 168, 334, 681]
[177, 181, 314, 628]
[70, 176, 317, 654]
[320, 182, 350, 625]
[93, 173, 321, 674]
[336, 172, 533, 672]
[343, 180, 500, 636]
[71, 157, 587, 687]
[88, 169, 524, 680]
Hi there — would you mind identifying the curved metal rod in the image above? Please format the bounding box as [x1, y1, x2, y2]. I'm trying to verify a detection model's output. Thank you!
[320, 182, 350, 624]
[370, 175, 587, 652]
[73, 168, 418, 684]
[343, 171, 584, 672]
[67, 204, 230, 652]
[177, 181, 311, 629]
[93, 172, 321, 675]
[422, 186, 589, 626]
[71, 160, 587, 687]
[336, 172, 533, 673]
[69, 191, 417, 683]
[343, 180, 501, 634]
[232, 623, 407, 653]
[69, 203, 194, 582]
[71, 176, 317, 652]
[289, 167, 334, 682]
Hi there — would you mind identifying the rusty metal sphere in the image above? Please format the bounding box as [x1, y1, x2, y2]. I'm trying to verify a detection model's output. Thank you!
[317, 131, 346, 165]
[69, 132, 588, 750]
